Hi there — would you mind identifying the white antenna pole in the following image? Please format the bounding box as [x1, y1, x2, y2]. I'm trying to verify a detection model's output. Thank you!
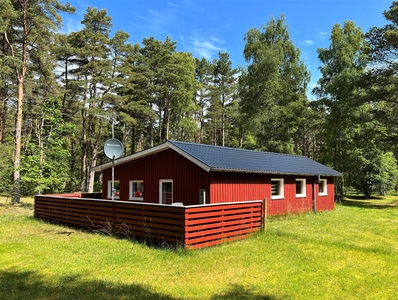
[111, 154, 115, 201]
[101, 112, 122, 203]
[112, 119, 115, 139]
[94, 113, 118, 139]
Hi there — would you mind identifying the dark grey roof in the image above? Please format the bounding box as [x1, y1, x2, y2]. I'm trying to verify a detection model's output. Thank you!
[168, 140, 341, 177]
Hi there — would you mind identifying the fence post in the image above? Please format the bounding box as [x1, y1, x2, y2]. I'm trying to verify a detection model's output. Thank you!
[112, 201, 115, 234]
[262, 197, 267, 232]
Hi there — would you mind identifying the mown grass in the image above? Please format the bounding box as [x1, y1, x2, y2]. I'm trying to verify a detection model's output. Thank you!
[1, 195, 397, 300]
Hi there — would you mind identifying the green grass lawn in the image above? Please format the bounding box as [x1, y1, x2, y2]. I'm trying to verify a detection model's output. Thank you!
[1, 195, 397, 300]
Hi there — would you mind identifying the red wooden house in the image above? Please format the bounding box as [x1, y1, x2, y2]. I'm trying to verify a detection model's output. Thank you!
[92, 140, 341, 215]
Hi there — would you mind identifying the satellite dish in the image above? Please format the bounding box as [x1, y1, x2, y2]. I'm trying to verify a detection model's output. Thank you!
[104, 138, 124, 159]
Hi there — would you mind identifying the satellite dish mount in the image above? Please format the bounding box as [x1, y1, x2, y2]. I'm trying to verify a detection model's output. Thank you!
[100, 114, 124, 201]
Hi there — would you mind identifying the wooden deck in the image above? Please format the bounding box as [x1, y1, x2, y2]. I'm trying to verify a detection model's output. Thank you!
[34, 195, 264, 250]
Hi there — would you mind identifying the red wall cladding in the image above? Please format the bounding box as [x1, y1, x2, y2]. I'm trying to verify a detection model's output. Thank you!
[209, 173, 335, 216]
[102, 149, 210, 205]
[101, 149, 335, 215]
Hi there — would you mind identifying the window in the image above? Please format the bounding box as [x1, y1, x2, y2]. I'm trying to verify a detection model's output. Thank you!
[107, 180, 120, 199]
[271, 179, 284, 199]
[129, 181, 144, 201]
[296, 179, 306, 198]
[159, 180, 173, 204]
[319, 179, 327, 196]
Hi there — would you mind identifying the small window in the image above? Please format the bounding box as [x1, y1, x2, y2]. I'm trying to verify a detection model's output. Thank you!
[296, 179, 306, 198]
[160, 180, 173, 204]
[107, 180, 120, 199]
[129, 181, 144, 201]
[319, 179, 327, 196]
[271, 179, 284, 199]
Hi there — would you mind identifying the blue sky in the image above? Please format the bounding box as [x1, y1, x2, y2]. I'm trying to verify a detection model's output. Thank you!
[63, 0, 393, 99]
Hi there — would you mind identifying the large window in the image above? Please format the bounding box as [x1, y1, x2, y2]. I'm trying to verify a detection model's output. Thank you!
[271, 179, 284, 199]
[107, 180, 120, 199]
[129, 180, 144, 201]
[319, 179, 327, 196]
[296, 179, 306, 198]
[159, 180, 173, 204]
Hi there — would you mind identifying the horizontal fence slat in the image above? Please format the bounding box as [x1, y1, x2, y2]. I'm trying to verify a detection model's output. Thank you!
[186, 202, 262, 213]
[185, 217, 262, 232]
[185, 222, 262, 239]
[114, 217, 185, 229]
[185, 227, 259, 245]
[34, 195, 264, 250]
[185, 213, 262, 226]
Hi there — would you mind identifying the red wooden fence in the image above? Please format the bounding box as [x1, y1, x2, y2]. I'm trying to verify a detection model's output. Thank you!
[34, 195, 264, 250]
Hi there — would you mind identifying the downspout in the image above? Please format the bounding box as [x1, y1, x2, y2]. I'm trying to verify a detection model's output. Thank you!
[313, 175, 320, 214]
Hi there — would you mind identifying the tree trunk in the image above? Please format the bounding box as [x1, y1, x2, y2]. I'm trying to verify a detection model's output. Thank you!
[87, 164, 95, 193]
[164, 98, 170, 141]
[81, 111, 87, 192]
[11, 2, 28, 203]
[37, 116, 45, 194]
[0, 94, 5, 144]
[87, 122, 102, 193]
[13, 79, 23, 203]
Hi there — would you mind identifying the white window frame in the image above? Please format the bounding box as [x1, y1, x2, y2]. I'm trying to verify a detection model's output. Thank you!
[295, 179, 306, 198]
[271, 178, 284, 200]
[129, 180, 144, 201]
[107, 180, 120, 199]
[159, 179, 173, 204]
[319, 179, 328, 196]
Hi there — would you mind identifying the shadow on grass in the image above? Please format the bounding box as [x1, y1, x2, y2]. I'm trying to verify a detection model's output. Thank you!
[0, 269, 176, 300]
[341, 198, 398, 210]
[0, 200, 34, 210]
[210, 284, 290, 300]
[0, 270, 287, 300]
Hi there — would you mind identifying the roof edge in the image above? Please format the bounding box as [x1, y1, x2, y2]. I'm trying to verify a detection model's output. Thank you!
[209, 167, 342, 177]
[91, 141, 213, 173]
[167, 141, 211, 172]
[91, 142, 170, 172]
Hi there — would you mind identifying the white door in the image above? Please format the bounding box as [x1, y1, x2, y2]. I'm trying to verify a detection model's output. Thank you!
[159, 180, 173, 204]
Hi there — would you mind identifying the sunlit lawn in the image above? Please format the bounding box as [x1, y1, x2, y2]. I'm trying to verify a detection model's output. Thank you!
[1, 195, 397, 299]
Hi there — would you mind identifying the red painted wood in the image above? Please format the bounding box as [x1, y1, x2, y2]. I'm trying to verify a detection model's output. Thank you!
[34, 196, 264, 250]
[209, 173, 335, 216]
[99, 148, 336, 216]
[102, 149, 210, 205]
[183, 202, 263, 248]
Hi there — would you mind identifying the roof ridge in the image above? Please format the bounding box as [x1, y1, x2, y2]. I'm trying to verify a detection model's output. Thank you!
[168, 140, 307, 159]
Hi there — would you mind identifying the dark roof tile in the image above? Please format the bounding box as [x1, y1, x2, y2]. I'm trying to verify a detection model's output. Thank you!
[168, 140, 341, 176]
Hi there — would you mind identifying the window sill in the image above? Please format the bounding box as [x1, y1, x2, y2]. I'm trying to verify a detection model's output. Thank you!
[318, 193, 328, 196]
[271, 196, 284, 200]
[129, 197, 143, 201]
[296, 194, 306, 198]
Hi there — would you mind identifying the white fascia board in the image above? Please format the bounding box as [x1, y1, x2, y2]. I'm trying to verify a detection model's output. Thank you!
[91, 143, 170, 172]
[166, 141, 211, 172]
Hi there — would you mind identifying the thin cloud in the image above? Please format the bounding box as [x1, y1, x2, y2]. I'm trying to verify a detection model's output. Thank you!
[187, 35, 224, 60]
[146, 9, 177, 35]
[61, 16, 83, 34]
[300, 40, 314, 46]
[317, 31, 329, 40]
[167, 2, 180, 8]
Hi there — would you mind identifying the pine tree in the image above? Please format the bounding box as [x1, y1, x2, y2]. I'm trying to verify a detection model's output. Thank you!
[1, 0, 74, 202]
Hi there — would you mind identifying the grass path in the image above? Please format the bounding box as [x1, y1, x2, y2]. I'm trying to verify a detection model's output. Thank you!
[1, 196, 397, 299]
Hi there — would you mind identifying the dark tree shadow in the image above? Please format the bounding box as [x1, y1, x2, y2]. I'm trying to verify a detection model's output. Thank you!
[0, 269, 177, 300]
[341, 198, 398, 210]
[210, 284, 291, 300]
[0, 270, 294, 300]
[0, 200, 34, 209]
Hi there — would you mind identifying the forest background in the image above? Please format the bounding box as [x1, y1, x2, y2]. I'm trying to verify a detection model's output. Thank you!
[1, 0, 398, 203]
